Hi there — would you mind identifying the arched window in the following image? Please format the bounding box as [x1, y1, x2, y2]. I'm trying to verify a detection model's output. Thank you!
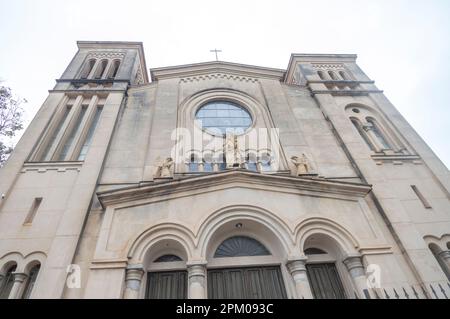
[246, 152, 258, 172]
[317, 71, 325, 80]
[339, 71, 349, 80]
[0, 264, 17, 299]
[366, 118, 391, 150]
[22, 264, 40, 299]
[108, 60, 121, 79]
[154, 255, 183, 263]
[328, 71, 338, 80]
[188, 154, 199, 172]
[80, 59, 96, 79]
[429, 244, 450, 280]
[214, 236, 271, 258]
[350, 117, 375, 151]
[94, 59, 108, 79]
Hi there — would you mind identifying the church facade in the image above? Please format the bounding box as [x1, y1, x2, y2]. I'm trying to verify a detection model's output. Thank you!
[0, 41, 449, 299]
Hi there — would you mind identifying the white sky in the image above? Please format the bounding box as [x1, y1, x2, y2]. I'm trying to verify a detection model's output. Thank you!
[0, 0, 449, 168]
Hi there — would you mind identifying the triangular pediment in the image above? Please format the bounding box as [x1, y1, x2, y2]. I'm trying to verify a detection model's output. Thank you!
[150, 61, 285, 82]
[97, 170, 371, 208]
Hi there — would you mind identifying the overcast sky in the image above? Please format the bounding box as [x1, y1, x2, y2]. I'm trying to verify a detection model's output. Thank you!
[1, 0, 449, 168]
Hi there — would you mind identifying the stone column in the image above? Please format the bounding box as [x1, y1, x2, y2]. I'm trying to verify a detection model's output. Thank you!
[343, 255, 370, 299]
[123, 265, 144, 299]
[187, 261, 207, 299]
[438, 250, 450, 278]
[8, 272, 28, 299]
[286, 257, 313, 299]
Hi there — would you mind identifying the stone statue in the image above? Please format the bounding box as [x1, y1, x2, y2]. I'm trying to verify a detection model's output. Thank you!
[157, 157, 174, 178]
[291, 154, 311, 175]
[225, 134, 242, 168]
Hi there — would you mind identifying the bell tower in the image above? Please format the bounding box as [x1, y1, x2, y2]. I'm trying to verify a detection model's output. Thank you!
[0, 41, 148, 298]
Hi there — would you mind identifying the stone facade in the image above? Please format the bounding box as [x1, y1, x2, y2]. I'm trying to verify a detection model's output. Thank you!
[0, 42, 449, 299]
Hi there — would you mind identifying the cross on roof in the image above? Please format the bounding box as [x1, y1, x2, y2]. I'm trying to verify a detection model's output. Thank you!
[210, 48, 222, 61]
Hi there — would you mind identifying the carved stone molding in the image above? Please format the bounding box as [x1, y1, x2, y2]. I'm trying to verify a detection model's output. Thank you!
[180, 73, 258, 83]
[312, 63, 346, 70]
[22, 162, 82, 173]
[87, 51, 125, 60]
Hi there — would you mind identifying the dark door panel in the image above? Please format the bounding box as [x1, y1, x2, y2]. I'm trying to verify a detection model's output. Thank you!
[146, 271, 187, 299]
[306, 263, 347, 299]
[208, 266, 287, 299]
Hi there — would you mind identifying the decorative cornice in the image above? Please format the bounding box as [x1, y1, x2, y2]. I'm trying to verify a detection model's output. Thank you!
[97, 170, 372, 208]
[86, 51, 125, 60]
[22, 161, 82, 173]
[312, 63, 346, 70]
[150, 61, 285, 82]
[180, 73, 258, 83]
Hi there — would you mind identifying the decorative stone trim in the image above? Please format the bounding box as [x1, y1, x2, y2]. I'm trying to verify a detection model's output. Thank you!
[90, 259, 128, 270]
[86, 51, 125, 60]
[22, 162, 82, 173]
[312, 63, 346, 70]
[358, 246, 393, 256]
[370, 154, 421, 164]
[180, 73, 258, 83]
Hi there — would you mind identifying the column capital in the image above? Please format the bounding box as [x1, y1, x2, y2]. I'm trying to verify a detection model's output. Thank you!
[286, 257, 308, 274]
[187, 261, 207, 279]
[186, 260, 208, 267]
[12, 272, 28, 283]
[125, 264, 144, 282]
[343, 255, 364, 272]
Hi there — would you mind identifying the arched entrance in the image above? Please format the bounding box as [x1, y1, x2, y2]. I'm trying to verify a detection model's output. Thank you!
[302, 233, 358, 299]
[204, 217, 290, 299]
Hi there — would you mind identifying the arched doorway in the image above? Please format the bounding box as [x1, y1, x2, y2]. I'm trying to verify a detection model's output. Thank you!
[205, 218, 290, 299]
[143, 239, 189, 299]
[303, 234, 356, 299]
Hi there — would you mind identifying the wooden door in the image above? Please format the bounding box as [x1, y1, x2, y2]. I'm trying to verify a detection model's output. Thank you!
[306, 263, 347, 299]
[208, 266, 287, 299]
[146, 271, 187, 299]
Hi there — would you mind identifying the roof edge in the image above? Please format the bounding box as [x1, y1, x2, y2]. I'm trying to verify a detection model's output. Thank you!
[150, 60, 286, 82]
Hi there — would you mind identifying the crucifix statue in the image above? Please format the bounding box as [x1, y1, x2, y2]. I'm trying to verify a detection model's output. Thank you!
[210, 48, 222, 61]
